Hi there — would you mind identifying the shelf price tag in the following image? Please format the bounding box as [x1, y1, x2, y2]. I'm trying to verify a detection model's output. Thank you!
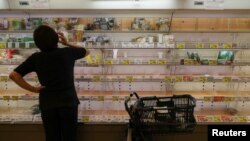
[222, 77, 232, 83]
[122, 60, 130, 65]
[97, 96, 104, 101]
[104, 60, 112, 65]
[3, 96, 10, 101]
[164, 76, 172, 82]
[157, 60, 166, 65]
[125, 76, 134, 82]
[210, 43, 219, 49]
[12, 96, 19, 101]
[212, 116, 221, 122]
[184, 59, 194, 65]
[208, 60, 217, 65]
[0, 76, 8, 81]
[223, 43, 233, 49]
[195, 43, 204, 49]
[196, 115, 208, 122]
[175, 76, 183, 82]
[204, 97, 212, 102]
[183, 76, 193, 82]
[176, 43, 185, 49]
[199, 77, 208, 82]
[213, 96, 224, 102]
[92, 76, 101, 82]
[221, 115, 233, 122]
[224, 97, 234, 102]
[112, 96, 119, 101]
[233, 116, 247, 122]
[148, 59, 157, 65]
[82, 116, 89, 123]
[0, 42, 6, 49]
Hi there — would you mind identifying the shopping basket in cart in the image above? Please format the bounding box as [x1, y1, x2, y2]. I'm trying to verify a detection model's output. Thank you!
[125, 92, 196, 141]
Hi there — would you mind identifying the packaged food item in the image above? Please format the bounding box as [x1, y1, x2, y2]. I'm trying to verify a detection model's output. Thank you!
[217, 50, 234, 65]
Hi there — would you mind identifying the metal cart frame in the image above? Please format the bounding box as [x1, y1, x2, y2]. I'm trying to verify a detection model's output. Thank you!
[125, 92, 197, 141]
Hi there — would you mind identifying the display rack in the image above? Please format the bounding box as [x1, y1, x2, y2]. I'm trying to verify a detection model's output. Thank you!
[1, 14, 250, 124]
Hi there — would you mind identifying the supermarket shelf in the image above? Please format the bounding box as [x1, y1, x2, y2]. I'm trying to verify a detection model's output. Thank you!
[74, 78, 247, 83]
[84, 30, 168, 33]
[1, 42, 250, 50]
[1, 61, 249, 67]
[1, 46, 249, 50]
[1, 91, 250, 101]
[1, 29, 250, 34]
[77, 90, 250, 98]
[0, 30, 34, 33]
[85, 47, 248, 50]
[2, 74, 250, 82]
[171, 30, 250, 33]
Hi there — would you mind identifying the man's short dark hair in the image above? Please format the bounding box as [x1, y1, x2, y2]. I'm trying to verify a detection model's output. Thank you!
[33, 25, 58, 52]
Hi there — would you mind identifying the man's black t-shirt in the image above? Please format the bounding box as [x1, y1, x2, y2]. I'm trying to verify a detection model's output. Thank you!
[14, 47, 86, 110]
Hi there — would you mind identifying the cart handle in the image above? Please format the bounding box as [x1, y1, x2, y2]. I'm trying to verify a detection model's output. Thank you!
[130, 91, 139, 99]
[124, 92, 139, 118]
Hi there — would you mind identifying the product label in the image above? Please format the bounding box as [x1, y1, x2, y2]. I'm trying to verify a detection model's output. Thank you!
[7, 42, 12, 48]
[15, 42, 19, 48]
[25, 42, 30, 48]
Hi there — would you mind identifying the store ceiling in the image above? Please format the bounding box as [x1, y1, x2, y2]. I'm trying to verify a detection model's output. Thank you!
[0, 0, 250, 10]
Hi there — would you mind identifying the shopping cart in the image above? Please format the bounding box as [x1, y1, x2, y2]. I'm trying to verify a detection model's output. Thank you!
[125, 92, 196, 141]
